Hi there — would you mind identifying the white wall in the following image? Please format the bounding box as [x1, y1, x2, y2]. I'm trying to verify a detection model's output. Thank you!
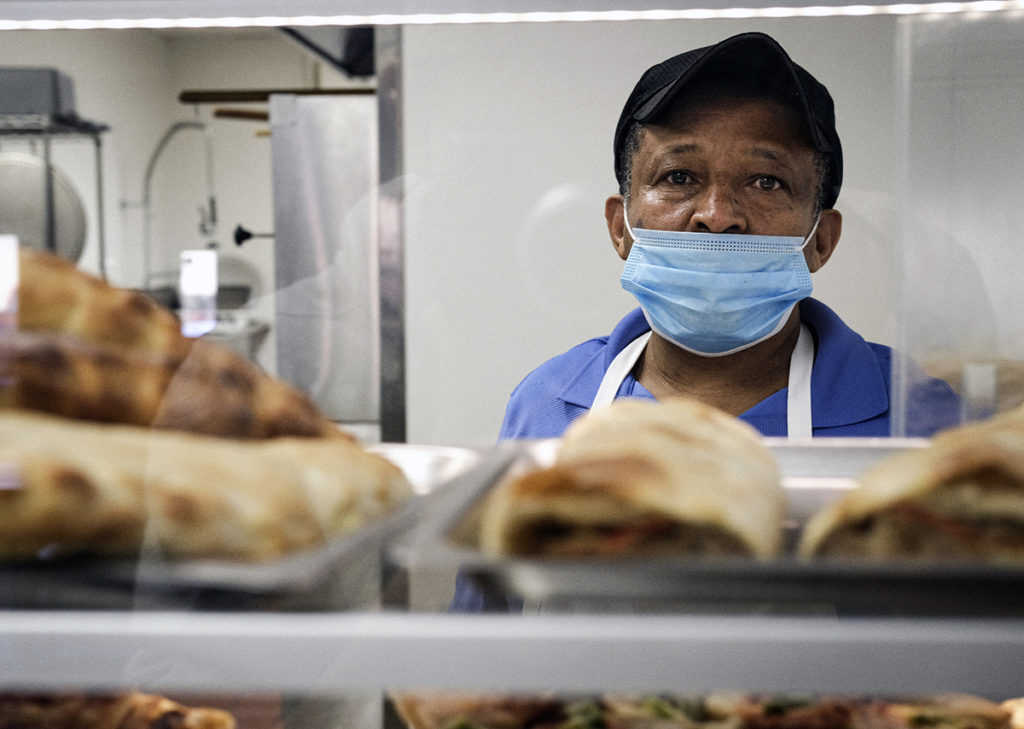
[402, 17, 903, 447]
[0, 28, 350, 373]
[899, 12, 1024, 362]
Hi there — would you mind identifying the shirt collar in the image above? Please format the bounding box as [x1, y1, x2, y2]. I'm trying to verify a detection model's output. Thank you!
[800, 297, 890, 427]
[558, 308, 649, 408]
[557, 300, 889, 428]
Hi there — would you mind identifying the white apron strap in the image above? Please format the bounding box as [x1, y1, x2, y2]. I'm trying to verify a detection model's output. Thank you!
[785, 324, 815, 439]
[590, 331, 651, 410]
[591, 325, 815, 438]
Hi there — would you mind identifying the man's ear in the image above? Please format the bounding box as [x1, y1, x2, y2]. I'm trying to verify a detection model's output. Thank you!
[806, 208, 842, 273]
[605, 194, 632, 261]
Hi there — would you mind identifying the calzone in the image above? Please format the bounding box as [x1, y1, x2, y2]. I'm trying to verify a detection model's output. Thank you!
[799, 407, 1024, 563]
[6, 248, 342, 440]
[478, 397, 785, 559]
[0, 409, 412, 562]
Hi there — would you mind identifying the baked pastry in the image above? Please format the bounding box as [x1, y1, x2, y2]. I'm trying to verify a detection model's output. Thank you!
[390, 693, 563, 729]
[477, 397, 785, 559]
[0, 251, 411, 563]
[0, 691, 236, 729]
[0, 409, 412, 561]
[1001, 697, 1024, 729]
[6, 247, 341, 440]
[0, 329, 345, 440]
[17, 247, 188, 357]
[798, 408, 1024, 563]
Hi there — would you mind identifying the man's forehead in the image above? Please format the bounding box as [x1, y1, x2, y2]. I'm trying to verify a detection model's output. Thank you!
[642, 96, 817, 153]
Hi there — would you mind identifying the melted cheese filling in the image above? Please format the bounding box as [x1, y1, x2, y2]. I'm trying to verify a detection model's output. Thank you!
[507, 516, 748, 558]
[817, 480, 1024, 562]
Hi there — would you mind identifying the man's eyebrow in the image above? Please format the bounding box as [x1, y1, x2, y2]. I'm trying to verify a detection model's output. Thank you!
[749, 146, 798, 165]
[660, 143, 700, 156]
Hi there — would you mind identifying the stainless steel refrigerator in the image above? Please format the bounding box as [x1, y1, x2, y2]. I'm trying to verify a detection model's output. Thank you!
[269, 92, 385, 442]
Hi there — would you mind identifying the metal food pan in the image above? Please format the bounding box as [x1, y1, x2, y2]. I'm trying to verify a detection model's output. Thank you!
[398, 439, 1024, 617]
[0, 444, 482, 611]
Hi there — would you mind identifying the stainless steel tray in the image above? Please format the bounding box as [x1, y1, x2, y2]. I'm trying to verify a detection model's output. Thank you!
[0, 519, 398, 611]
[0, 443, 482, 611]
[397, 439, 1024, 616]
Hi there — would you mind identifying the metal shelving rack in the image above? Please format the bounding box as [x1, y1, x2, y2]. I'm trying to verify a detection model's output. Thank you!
[0, 114, 109, 276]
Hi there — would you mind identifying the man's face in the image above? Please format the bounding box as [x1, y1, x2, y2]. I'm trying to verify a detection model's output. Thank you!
[626, 96, 821, 242]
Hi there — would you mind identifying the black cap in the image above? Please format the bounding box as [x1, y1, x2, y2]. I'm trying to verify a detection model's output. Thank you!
[614, 32, 843, 209]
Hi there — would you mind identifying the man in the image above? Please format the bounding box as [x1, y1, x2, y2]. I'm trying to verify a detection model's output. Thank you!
[498, 31, 959, 442]
[449, 31, 959, 612]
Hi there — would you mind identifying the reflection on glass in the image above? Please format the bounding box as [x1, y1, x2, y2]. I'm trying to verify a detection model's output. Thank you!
[0, 233, 16, 332]
[178, 247, 218, 337]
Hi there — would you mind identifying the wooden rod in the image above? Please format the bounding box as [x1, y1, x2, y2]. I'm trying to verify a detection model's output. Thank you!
[179, 88, 375, 104]
[213, 108, 270, 121]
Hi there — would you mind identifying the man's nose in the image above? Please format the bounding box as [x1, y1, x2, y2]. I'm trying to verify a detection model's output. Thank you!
[687, 186, 745, 234]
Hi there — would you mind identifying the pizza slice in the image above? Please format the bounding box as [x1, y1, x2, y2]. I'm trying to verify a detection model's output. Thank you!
[851, 693, 1011, 729]
[390, 693, 564, 729]
[0, 691, 236, 729]
[602, 693, 1012, 729]
[389, 693, 1014, 729]
[598, 693, 742, 728]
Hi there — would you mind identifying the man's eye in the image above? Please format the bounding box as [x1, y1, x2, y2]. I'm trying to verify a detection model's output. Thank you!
[755, 175, 782, 191]
[666, 170, 692, 185]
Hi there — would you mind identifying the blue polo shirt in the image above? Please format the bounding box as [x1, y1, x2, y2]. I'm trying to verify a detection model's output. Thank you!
[499, 298, 961, 440]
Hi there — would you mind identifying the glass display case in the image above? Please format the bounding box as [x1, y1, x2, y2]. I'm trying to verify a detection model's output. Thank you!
[2, 3, 1024, 729]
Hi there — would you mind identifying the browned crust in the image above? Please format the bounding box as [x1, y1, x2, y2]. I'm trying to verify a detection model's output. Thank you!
[9, 248, 344, 440]
[0, 410, 412, 561]
[0, 330, 347, 440]
[17, 248, 190, 359]
[0, 692, 236, 729]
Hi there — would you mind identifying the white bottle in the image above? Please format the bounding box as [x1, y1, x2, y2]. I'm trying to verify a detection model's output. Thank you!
[178, 248, 218, 338]
[0, 234, 18, 334]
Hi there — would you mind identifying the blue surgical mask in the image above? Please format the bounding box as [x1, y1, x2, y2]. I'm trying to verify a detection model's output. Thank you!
[620, 214, 819, 357]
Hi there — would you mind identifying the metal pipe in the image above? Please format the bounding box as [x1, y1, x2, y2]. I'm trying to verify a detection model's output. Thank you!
[41, 133, 55, 254]
[93, 134, 107, 280]
[140, 119, 217, 288]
